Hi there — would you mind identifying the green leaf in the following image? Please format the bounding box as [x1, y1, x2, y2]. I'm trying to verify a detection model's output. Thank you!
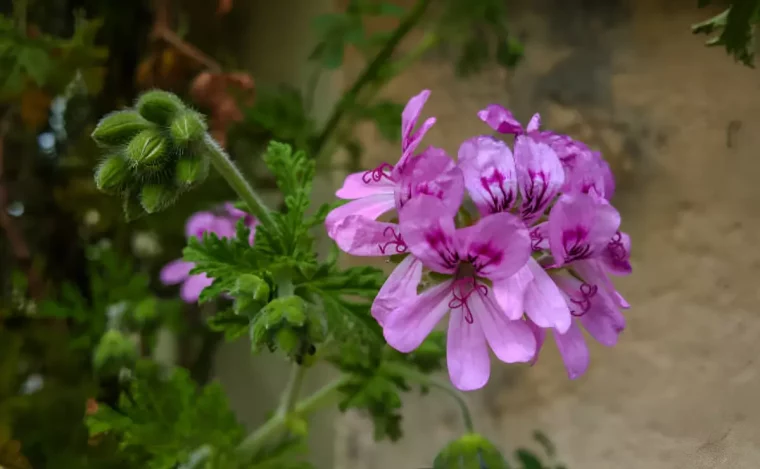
[183, 221, 262, 303]
[207, 309, 250, 341]
[328, 333, 446, 441]
[436, 0, 523, 75]
[17, 46, 53, 86]
[86, 361, 244, 468]
[692, 1, 760, 67]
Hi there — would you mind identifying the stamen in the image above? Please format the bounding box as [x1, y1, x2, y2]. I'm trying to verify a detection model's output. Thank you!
[448, 277, 488, 324]
[607, 231, 627, 261]
[378, 226, 408, 255]
[569, 282, 598, 317]
[362, 162, 395, 184]
[530, 226, 544, 252]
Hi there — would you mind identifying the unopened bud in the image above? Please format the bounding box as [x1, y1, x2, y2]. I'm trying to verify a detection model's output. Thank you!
[126, 129, 169, 169]
[170, 110, 207, 146]
[94, 155, 130, 193]
[136, 90, 184, 125]
[174, 153, 209, 187]
[433, 434, 508, 469]
[140, 183, 177, 214]
[92, 111, 152, 147]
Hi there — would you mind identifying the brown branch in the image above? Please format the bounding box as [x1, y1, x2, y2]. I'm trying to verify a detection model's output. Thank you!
[150, 0, 222, 73]
[154, 27, 222, 73]
[0, 110, 44, 300]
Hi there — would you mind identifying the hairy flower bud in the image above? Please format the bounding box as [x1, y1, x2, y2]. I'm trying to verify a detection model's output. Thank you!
[136, 90, 184, 125]
[140, 183, 178, 214]
[170, 110, 207, 146]
[94, 155, 130, 193]
[174, 153, 209, 187]
[126, 129, 169, 170]
[433, 434, 508, 469]
[92, 111, 153, 147]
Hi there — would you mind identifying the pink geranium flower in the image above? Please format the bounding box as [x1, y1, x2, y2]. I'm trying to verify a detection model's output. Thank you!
[161, 204, 257, 303]
[328, 146, 464, 325]
[325, 90, 436, 236]
[382, 195, 539, 391]
[476, 102, 632, 379]
[478, 104, 615, 200]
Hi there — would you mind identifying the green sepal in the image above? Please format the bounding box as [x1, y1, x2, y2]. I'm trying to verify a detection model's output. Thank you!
[169, 110, 207, 146]
[94, 154, 131, 194]
[136, 90, 185, 125]
[140, 183, 178, 214]
[126, 128, 169, 170]
[92, 110, 153, 147]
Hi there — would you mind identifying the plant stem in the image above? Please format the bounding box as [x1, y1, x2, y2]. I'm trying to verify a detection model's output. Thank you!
[277, 363, 307, 417]
[236, 375, 349, 460]
[385, 364, 474, 433]
[202, 134, 274, 228]
[313, 0, 432, 160]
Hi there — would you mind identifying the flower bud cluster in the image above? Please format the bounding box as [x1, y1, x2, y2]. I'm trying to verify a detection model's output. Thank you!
[92, 90, 211, 219]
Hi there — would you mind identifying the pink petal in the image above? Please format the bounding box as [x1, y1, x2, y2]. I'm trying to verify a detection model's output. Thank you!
[384, 280, 453, 353]
[553, 273, 625, 347]
[572, 259, 626, 310]
[335, 171, 396, 200]
[477, 104, 523, 135]
[325, 194, 395, 239]
[160, 259, 193, 285]
[525, 113, 541, 133]
[371, 256, 423, 326]
[398, 90, 436, 172]
[180, 273, 213, 303]
[457, 136, 517, 215]
[547, 193, 621, 266]
[329, 216, 404, 257]
[468, 288, 536, 363]
[396, 147, 463, 215]
[522, 258, 571, 333]
[447, 307, 490, 391]
[526, 318, 546, 366]
[398, 196, 458, 274]
[514, 135, 565, 224]
[553, 321, 590, 380]
[185, 211, 219, 239]
[563, 150, 610, 199]
[456, 211, 531, 280]
[492, 265, 532, 320]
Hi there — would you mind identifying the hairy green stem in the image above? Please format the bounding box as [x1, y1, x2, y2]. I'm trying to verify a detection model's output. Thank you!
[236, 375, 349, 460]
[385, 364, 475, 433]
[277, 363, 307, 417]
[313, 0, 432, 160]
[202, 134, 274, 228]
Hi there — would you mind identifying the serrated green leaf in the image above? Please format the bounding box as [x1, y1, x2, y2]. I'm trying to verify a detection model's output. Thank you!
[86, 361, 244, 468]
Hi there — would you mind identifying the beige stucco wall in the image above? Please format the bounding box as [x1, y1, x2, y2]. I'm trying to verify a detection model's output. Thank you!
[333, 1, 760, 469]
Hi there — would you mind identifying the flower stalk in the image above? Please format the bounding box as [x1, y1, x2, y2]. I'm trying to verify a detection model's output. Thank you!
[236, 375, 349, 461]
[201, 134, 275, 229]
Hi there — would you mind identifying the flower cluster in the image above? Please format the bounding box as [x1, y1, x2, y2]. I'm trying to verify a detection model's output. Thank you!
[161, 203, 257, 303]
[326, 90, 631, 391]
